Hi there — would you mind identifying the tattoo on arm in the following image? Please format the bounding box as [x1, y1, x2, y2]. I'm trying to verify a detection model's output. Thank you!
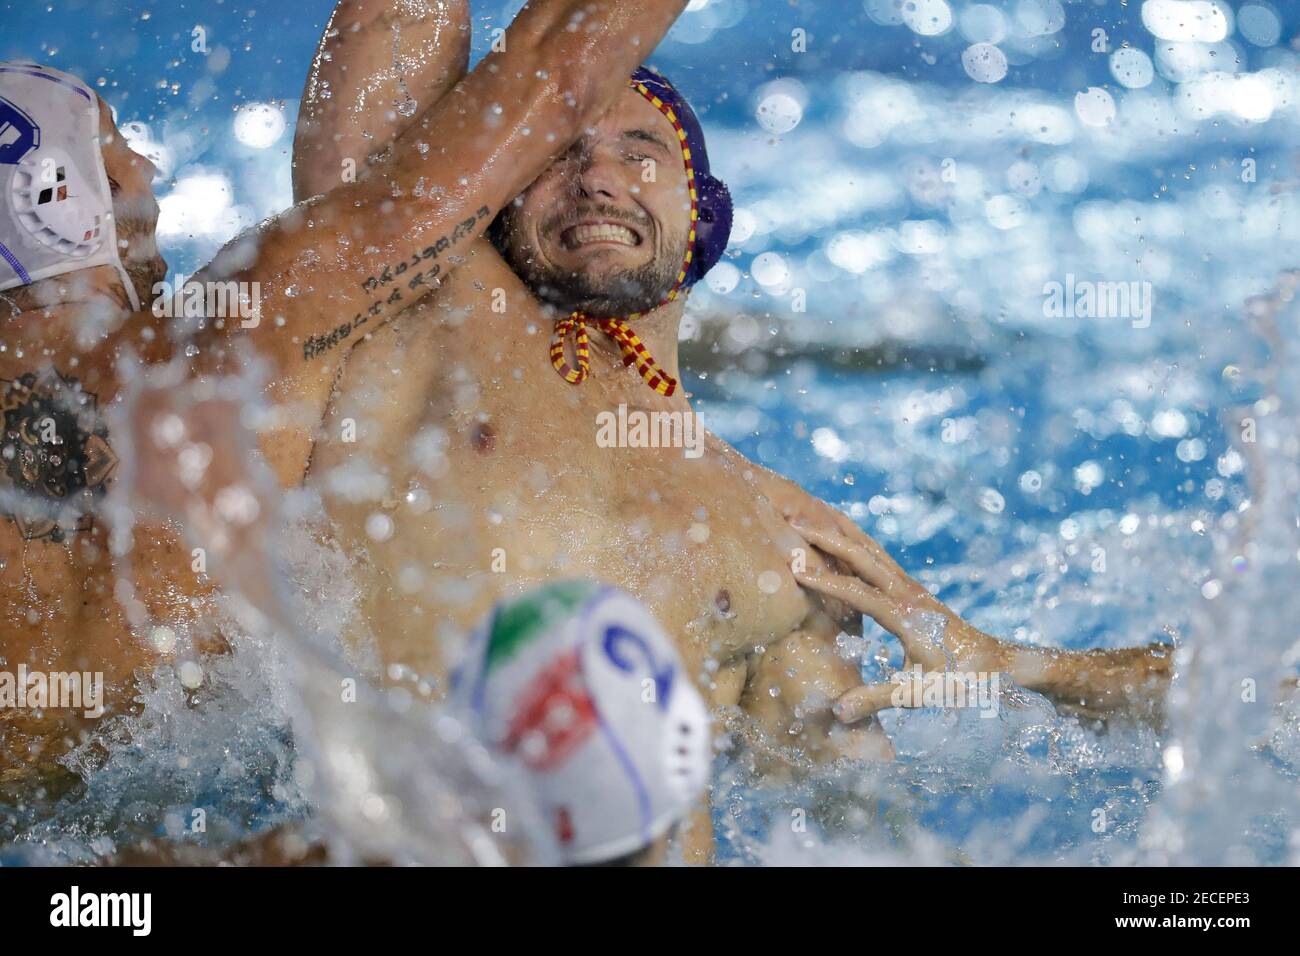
[303, 293, 394, 361]
[0, 367, 116, 542]
[303, 204, 491, 364]
[355, 205, 491, 295]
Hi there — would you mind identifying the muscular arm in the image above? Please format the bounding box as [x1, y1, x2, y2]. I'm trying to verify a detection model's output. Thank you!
[741, 447, 1172, 722]
[292, 0, 471, 202]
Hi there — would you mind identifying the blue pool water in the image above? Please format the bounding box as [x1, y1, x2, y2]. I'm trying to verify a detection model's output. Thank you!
[695, 343, 1248, 864]
[0, 335, 1285, 866]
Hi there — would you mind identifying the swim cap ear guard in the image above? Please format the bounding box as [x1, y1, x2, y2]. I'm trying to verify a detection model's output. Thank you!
[0, 62, 142, 311]
[628, 66, 732, 287]
[691, 167, 733, 286]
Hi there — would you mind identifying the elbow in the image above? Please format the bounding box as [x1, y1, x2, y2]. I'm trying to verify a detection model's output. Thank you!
[474, 48, 585, 156]
[501, 18, 618, 136]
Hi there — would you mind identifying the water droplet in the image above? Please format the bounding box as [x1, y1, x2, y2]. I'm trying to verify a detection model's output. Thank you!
[178, 660, 203, 689]
[150, 625, 178, 654]
[365, 512, 394, 542]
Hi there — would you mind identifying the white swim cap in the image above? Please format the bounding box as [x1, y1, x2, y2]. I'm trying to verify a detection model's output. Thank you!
[451, 580, 712, 865]
[0, 62, 140, 310]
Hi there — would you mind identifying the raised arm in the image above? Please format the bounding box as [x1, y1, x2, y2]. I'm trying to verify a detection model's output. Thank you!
[189, 0, 689, 394]
[292, 0, 471, 202]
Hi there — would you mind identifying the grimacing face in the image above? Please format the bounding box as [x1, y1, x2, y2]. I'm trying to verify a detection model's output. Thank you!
[96, 95, 167, 308]
[492, 87, 693, 318]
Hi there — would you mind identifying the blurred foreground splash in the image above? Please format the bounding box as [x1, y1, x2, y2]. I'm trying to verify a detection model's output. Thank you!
[1142, 273, 1300, 866]
[1, 351, 551, 866]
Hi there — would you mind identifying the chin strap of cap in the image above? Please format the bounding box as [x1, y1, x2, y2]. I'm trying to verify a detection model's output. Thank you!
[550, 313, 678, 396]
[548, 76, 699, 399]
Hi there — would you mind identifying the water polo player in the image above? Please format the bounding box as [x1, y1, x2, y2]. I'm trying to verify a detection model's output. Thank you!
[283, 0, 1175, 862]
[0, 0, 697, 789]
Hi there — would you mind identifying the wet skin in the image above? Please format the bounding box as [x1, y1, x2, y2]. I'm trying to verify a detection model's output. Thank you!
[291, 2, 1171, 863]
[0, 0, 695, 792]
[0, 0, 1171, 869]
[293, 17, 897, 781]
[292, 3, 897, 863]
[308, 230, 890, 761]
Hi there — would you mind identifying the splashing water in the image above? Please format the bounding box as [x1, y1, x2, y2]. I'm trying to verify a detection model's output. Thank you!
[1141, 276, 1300, 866]
[5, 0, 1300, 868]
[3, 352, 550, 866]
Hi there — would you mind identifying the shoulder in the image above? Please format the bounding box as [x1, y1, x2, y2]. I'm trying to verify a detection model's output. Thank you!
[0, 299, 171, 399]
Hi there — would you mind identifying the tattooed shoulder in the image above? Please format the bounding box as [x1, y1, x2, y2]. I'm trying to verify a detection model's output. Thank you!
[0, 365, 117, 542]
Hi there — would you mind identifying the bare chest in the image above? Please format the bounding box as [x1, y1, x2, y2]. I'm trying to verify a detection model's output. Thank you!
[310, 270, 813, 681]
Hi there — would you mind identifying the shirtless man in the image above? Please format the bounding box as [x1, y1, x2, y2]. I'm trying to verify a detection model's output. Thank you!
[283, 0, 1173, 840]
[2, 0, 1168, 866]
[0, 0, 696, 793]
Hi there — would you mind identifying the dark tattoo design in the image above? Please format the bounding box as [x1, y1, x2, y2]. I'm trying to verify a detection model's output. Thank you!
[358, 204, 490, 294]
[304, 297, 383, 360]
[0, 367, 118, 542]
[303, 284, 411, 361]
[305, 204, 491, 363]
[304, 243, 451, 361]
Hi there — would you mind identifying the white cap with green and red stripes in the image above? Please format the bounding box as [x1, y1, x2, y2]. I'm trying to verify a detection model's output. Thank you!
[450, 580, 712, 864]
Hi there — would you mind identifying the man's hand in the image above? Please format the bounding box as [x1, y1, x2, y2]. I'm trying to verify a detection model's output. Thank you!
[788, 522, 1011, 723]
[753, 466, 882, 551]
[789, 520, 1172, 724]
